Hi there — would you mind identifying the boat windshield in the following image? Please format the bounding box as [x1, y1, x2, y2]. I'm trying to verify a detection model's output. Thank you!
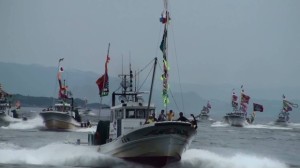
[55, 105, 71, 112]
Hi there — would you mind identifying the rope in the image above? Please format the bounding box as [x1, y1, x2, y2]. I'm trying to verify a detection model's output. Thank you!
[169, 88, 180, 112]
[170, 23, 185, 112]
[137, 60, 154, 91]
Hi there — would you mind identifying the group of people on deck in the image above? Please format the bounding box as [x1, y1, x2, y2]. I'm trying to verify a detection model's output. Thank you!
[145, 109, 197, 128]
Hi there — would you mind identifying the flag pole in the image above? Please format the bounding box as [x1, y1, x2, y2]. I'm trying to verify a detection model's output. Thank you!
[99, 43, 110, 120]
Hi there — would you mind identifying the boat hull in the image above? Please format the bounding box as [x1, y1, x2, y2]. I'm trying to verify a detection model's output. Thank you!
[40, 111, 81, 130]
[198, 114, 210, 121]
[224, 114, 246, 127]
[274, 118, 288, 126]
[97, 121, 196, 167]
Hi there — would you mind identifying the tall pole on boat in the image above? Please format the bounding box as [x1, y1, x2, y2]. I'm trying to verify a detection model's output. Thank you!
[147, 57, 158, 115]
[98, 43, 110, 120]
[160, 0, 170, 113]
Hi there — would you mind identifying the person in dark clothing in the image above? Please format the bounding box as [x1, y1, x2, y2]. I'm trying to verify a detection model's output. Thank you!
[158, 110, 166, 121]
[190, 114, 198, 129]
[177, 112, 189, 122]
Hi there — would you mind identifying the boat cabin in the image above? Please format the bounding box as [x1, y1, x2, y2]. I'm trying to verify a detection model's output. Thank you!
[109, 101, 155, 140]
[54, 103, 72, 112]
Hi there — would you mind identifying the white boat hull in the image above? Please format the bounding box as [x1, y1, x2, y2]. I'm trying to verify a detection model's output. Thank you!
[40, 111, 81, 130]
[96, 121, 196, 167]
[197, 113, 210, 121]
[224, 113, 246, 127]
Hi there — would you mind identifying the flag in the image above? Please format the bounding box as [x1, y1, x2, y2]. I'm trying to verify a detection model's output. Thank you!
[241, 93, 250, 104]
[96, 43, 110, 97]
[96, 74, 109, 97]
[232, 101, 238, 108]
[59, 58, 64, 62]
[207, 101, 212, 109]
[240, 103, 248, 112]
[15, 100, 21, 109]
[59, 85, 68, 99]
[160, 27, 167, 52]
[232, 94, 238, 102]
[253, 103, 263, 112]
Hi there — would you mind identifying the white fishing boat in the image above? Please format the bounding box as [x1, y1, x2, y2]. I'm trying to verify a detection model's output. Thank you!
[224, 87, 250, 127]
[89, 64, 196, 167]
[86, 2, 197, 166]
[274, 95, 298, 126]
[0, 84, 25, 126]
[196, 101, 211, 121]
[39, 59, 88, 130]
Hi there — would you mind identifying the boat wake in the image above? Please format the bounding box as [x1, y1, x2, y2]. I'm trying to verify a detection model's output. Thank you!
[169, 149, 289, 168]
[1, 116, 44, 130]
[0, 142, 142, 168]
[0, 142, 292, 168]
[244, 124, 293, 130]
[74, 125, 97, 132]
[211, 121, 229, 127]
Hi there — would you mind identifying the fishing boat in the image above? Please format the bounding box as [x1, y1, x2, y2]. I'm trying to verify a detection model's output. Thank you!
[87, 2, 197, 166]
[79, 98, 91, 115]
[90, 62, 196, 167]
[224, 87, 250, 127]
[39, 59, 88, 130]
[0, 84, 25, 126]
[196, 101, 211, 121]
[274, 95, 298, 126]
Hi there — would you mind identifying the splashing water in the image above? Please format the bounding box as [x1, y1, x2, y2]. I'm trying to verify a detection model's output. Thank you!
[0, 142, 138, 168]
[1, 116, 44, 130]
[178, 149, 288, 168]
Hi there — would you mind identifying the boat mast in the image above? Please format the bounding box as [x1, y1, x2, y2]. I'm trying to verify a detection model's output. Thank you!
[161, 0, 170, 112]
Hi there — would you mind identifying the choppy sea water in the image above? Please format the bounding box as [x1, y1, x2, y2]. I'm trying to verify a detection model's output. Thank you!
[0, 107, 299, 168]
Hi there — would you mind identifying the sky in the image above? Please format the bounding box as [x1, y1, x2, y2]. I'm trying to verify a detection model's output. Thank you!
[1, 0, 300, 92]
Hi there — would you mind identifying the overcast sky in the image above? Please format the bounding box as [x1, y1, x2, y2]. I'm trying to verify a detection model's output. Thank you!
[1, 0, 300, 91]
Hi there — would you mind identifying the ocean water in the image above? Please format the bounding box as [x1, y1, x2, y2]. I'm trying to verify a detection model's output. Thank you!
[0, 107, 299, 168]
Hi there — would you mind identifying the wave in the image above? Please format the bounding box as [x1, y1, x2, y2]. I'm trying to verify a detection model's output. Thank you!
[0, 142, 140, 168]
[1, 116, 44, 130]
[244, 124, 293, 130]
[0, 143, 291, 168]
[73, 125, 97, 133]
[211, 121, 229, 127]
[174, 149, 289, 168]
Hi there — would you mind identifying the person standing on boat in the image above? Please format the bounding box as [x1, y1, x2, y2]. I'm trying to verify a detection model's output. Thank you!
[158, 110, 166, 121]
[145, 113, 157, 124]
[177, 112, 189, 122]
[167, 110, 174, 121]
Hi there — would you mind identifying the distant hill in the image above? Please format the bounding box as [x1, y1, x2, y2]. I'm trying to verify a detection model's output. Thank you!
[1, 61, 300, 116]
[9, 94, 109, 108]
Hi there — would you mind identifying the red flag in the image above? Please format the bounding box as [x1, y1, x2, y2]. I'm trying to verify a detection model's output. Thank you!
[241, 93, 250, 104]
[96, 74, 109, 97]
[96, 44, 110, 97]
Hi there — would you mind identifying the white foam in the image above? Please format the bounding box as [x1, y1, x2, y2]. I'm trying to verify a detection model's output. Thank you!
[0, 143, 127, 167]
[211, 121, 229, 127]
[74, 125, 97, 132]
[0, 142, 21, 150]
[245, 124, 292, 130]
[1, 116, 44, 130]
[180, 149, 288, 168]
